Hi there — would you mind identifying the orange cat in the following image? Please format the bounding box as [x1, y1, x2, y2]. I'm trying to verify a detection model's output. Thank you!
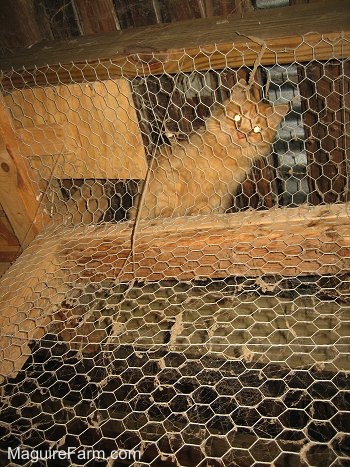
[130, 80, 289, 220]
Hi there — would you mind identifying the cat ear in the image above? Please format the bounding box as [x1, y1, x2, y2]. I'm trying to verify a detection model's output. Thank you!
[266, 104, 289, 128]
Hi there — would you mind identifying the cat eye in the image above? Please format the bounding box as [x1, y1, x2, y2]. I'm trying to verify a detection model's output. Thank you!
[252, 125, 261, 133]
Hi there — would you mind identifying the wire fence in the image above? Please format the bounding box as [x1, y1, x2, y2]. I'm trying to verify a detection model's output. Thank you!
[0, 36, 349, 466]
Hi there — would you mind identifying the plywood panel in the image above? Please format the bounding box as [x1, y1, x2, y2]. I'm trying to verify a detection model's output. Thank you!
[0, 93, 48, 247]
[5, 79, 147, 179]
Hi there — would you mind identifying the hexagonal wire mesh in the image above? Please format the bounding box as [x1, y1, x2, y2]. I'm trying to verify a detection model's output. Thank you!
[0, 36, 349, 466]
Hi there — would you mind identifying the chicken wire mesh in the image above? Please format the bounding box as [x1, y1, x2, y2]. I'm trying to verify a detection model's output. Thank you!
[0, 35, 349, 466]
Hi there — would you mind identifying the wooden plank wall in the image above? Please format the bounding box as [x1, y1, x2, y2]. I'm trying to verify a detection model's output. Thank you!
[0, 0, 324, 57]
[73, 0, 120, 33]
[0, 0, 255, 54]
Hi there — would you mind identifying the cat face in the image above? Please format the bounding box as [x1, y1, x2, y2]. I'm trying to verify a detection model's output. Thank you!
[224, 82, 289, 146]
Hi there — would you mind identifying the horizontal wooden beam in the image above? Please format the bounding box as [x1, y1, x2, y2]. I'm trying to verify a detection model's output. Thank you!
[0, 202, 349, 380]
[0, 0, 349, 89]
[59, 203, 350, 282]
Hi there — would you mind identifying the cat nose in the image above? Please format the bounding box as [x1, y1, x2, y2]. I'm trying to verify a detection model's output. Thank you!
[237, 131, 246, 140]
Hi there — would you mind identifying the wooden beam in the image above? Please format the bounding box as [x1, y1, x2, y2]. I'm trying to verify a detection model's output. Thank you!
[0, 93, 48, 248]
[0, 0, 349, 89]
[0, 202, 348, 380]
[58, 203, 350, 283]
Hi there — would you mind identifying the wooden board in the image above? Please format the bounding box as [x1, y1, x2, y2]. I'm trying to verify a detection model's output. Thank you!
[4, 79, 147, 179]
[55, 203, 350, 283]
[0, 0, 349, 88]
[0, 94, 48, 248]
[74, 0, 120, 34]
[0, 202, 348, 380]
